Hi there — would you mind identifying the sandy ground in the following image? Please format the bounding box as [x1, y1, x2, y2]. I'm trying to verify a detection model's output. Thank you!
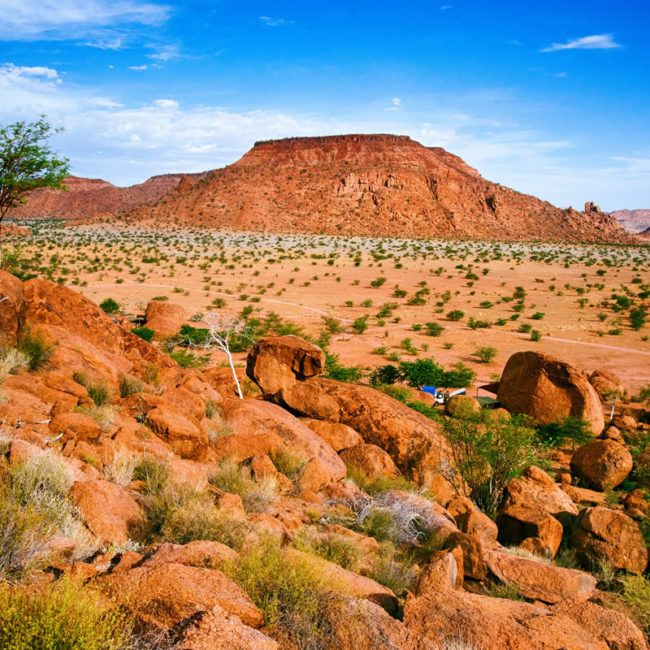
[9, 223, 650, 394]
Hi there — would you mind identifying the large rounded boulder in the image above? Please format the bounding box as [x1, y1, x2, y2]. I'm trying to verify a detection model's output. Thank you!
[570, 439, 633, 490]
[145, 301, 188, 338]
[497, 351, 604, 435]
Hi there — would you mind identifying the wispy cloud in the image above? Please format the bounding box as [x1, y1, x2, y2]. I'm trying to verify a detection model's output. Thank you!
[385, 97, 401, 112]
[146, 44, 180, 61]
[128, 64, 149, 71]
[84, 35, 126, 50]
[541, 33, 622, 53]
[0, 0, 169, 41]
[259, 16, 293, 27]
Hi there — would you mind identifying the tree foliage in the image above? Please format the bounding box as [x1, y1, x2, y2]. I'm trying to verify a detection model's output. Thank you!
[0, 118, 69, 225]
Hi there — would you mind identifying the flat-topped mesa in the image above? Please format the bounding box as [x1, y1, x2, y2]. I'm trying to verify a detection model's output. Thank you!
[128, 133, 633, 243]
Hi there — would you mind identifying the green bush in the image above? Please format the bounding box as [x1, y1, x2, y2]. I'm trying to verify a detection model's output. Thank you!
[424, 321, 445, 337]
[351, 316, 369, 334]
[17, 331, 54, 371]
[620, 574, 650, 636]
[99, 298, 120, 315]
[473, 346, 497, 364]
[178, 324, 210, 346]
[370, 364, 401, 385]
[170, 349, 207, 368]
[324, 353, 363, 382]
[130, 326, 154, 342]
[271, 448, 308, 480]
[446, 310, 465, 321]
[537, 417, 592, 448]
[444, 413, 538, 516]
[0, 579, 133, 650]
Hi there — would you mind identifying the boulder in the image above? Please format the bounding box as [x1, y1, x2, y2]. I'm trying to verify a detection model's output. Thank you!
[340, 443, 400, 479]
[144, 301, 188, 338]
[70, 479, 146, 545]
[50, 411, 103, 442]
[445, 394, 481, 418]
[275, 376, 458, 500]
[570, 439, 633, 490]
[403, 589, 603, 649]
[571, 506, 648, 574]
[552, 597, 647, 650]
[497, 466, 578, 557]
[497, 351, 604, 435]
[301, 418, 362, 451]
[560, 484, 607, 507]
[416, 548, 464, 594]
[246, 335, 325, 398]
[220, 398, 346, 493]
[446, 495, 499, 546]
[589, 369, 624, 400]
[147, 405, 208, 462]
[177, 604, 278, 650]
[325, 597, 408, 650]
[0, 270, 24, 346]
[97, 562, 264, 630]
[143, 541, 237, 568]
[485, 549, 596, 604]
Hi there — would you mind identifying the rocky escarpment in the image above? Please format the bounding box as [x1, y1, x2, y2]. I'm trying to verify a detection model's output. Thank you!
[8, 172, 207, 220]
[611, 209, 650, 234]
[128, 134, 633, 243]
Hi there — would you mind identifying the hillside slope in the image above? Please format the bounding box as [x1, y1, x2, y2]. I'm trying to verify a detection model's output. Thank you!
[10, 173, 207, 220]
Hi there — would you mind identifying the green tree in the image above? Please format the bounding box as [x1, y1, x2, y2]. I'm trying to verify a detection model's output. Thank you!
[0, 118, 69, 235]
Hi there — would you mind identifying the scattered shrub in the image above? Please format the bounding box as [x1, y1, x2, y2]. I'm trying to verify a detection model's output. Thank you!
[0, 347, 28, 382]
[446, 310, 465, 322]
[473, 346, 497, 364]
[210, 458, 277, 513]
[118, 375, 144, 398]
[293, 527, 362, 571]
[536, 417, 592, 448]
[271, 448, 309, 480]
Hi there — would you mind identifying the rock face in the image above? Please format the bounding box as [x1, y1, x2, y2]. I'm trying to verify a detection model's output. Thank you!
[9, 173, 207, 220]
[570, 439, 633, 490]
[498, 351, 604, 435]
[588, 369, 624, 400]
[571, 507, 648, 574]
[126, 135, 632, 243]
[0, 270, 24, 345]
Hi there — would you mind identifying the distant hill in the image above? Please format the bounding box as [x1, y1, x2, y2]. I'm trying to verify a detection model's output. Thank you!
[126, 134, 633, 243]
[9, 173, 207, 220]
[609, 209, 650, 234]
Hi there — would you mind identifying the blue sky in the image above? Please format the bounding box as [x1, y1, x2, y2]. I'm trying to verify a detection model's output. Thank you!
[0, 0, 648, 210]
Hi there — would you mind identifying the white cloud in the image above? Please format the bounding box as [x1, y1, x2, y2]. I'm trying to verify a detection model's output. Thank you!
[259, 16, 293, 27]
[5, 65, 59, 79]
[147, 43, 180, 61]
[128, 65, 148, 71]
[84, 35, 126, 50]
[153, 98, 178, 109]
[0, 0, 169, 40]
[542, 33, 622, 53]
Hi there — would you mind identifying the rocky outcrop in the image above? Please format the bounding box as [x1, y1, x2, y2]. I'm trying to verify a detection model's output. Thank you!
[571, 507, 648, 574]
[498, 351, 604, 435]
[339, 443, 400, 479]
[588, 369, 624, 400]
[570, 439, 633, 490]
[126, 134, 633, 243]
[0, 270, 24, 346]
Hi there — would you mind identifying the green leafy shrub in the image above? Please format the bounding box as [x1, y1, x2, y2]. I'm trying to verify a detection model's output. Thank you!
[424, 321, 445, 337]
[170, 349, 207, 368]
[324, 353, 363, 382]
[351, 316, 369, 334]
[130, 326, 154, 342]
[620, 574, 650, 636]
[293, 527, 362, 571]
[99, 298, 120, 314]
[446, 310, 465, 321]
[444, 413, 538, 516]
[537, 417, 592, 448]
[0, 579, 133, 650]
[473, 346, 497, 364]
